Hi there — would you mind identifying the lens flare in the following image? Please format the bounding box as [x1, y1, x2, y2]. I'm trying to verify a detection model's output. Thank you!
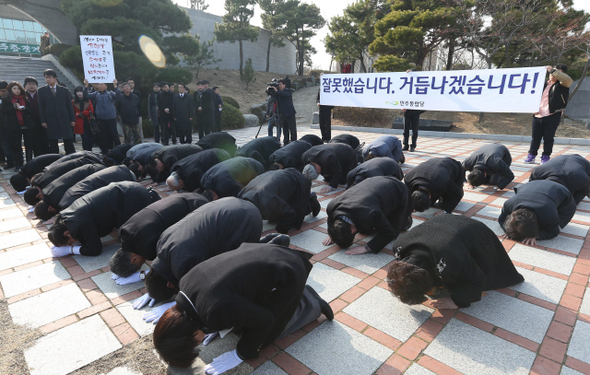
[139, 35, 166, 68]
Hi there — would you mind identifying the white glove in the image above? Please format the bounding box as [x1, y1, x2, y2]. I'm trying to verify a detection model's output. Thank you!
[17, 190, 26, 195]
[132, 293, 156, 310]
[51, 245, 80, 257]
[28, 206, 35, 213]
[143, 301, 176, 324]
[203, 332, 218, 346]
[113, 270, 145, 285]
[204, 350, 243, 375]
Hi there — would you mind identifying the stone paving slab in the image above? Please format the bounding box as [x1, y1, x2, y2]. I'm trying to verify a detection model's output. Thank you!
[0, 228, 41, 250]
[561, 367, 586, 375]
[250, 361, 288, 375]
[567, 320, 590, 363]
[0, 216, 31, 232]
[285, 321, 392, 375]
[510, 267, 567, 304]
[116, 299, 158, 337]
[404, 364, 436, 375]
[581, 287, 590, 316]
[306, 262, 360, 302]
[24, 315, 122, 375]
[10, 282, 91, 328]
[343, 287, 433, 342]
[0, 261, 70, 297]
[561, 222, 589, 237]
[461, 290, 553, 343]
[327, 251, 394, 275]
[536, 235, 584, 255]
[0, 242, 52, 271]
[508, 243, 576, 275]
[74, 242, 119, 272]
[472, 216, 505, 236]
[92, 267, 149, 300]
[289, 229, 332, 254]
[0, 207, 24, 220]
[424, 318, 536, 375]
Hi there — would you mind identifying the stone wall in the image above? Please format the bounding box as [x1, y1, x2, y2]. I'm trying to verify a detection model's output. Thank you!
[565, 79, 590, 121]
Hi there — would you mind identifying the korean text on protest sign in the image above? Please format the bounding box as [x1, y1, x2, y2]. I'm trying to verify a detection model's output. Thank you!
[80, 35, 115, 83]
[319, 67, 546, 113]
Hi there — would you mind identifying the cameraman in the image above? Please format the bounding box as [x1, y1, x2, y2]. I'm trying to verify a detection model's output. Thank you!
[266, 81, 280, 140]
[269, 78, 297, 145]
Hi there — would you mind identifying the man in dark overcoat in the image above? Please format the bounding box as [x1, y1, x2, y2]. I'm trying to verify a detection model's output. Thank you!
[152, 243, 332, 371]
[126, 142, 163, 178]
[323, 176, 413, 255]
[529, 154, 590, 205]
[200, 157, 265, 198]
[238, 168, 321, 233]
[109, 192, 210, 279]
[463, 144, 514, 190]
[145, 197, 263, 302]
[301, 143, 358, 194]
[38, 69, 76, 154]
[388, 214, 524, 309]
[403, 157, 465, 213]
[59, 165, 136, 210]
[48, 181, 160, 257]
[346, 157, 403, 188]
[167, 148, 231, 192]
[268, 139, 312, 171]
[33, 163, 105, 220]
[148, 144, 202, 182]
[196, 131, 237, 156]
[499, 179, 576, 244]
[158, 82, 176, 145]
[362, 135, 404, 164]
[329, 134, 361, 150]
[10, 153, 62, 192]
[172, 84, 194, 144]
[235, 136, 281, 170]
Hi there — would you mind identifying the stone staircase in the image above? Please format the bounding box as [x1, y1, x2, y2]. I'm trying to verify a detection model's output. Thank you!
[0, 55, 78, 89]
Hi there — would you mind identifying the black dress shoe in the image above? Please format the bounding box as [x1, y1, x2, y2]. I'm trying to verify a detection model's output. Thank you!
[402, 145, 409, 151]
[410, 146, 416, 152]
[268, 234, 290, 247]
[310, 192, 321, 217]
[305, 285, 334, 320]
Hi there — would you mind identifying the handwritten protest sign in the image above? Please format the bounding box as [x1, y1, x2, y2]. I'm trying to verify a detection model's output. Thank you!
[320, 67, 546, 113]
[80, 35, 115, 83]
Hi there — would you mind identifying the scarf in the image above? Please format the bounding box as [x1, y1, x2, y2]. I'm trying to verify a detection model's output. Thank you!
[11, 95, 26, 126]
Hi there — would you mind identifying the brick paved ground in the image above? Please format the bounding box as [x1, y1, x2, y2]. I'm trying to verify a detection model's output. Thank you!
[1, 125, 589, 375]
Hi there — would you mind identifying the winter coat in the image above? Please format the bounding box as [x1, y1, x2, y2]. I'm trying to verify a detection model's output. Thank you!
[392, 214, 524, 308]
[176, 243, 312, 359]
[329, 134, 360, 150]
[235, 136, 281, 169]
[529, 154, 590, 205]
[362, 135, 404, 163]
[152, 144, 203, 171]
[42, 164, 105, 209]
[127, 143, 163, 166]
[38, 85, 75, 139]
[105, 144, 132, 165]
[346, 157, 404, 188]
[268, 140, 312, 171]
[83, 88, 117, 120]
[197, 132, 238, 156]
[2, 95, 34, 130]
[60, 181, 158, 256]
[170, 148, 231, 192]
[116, 91, 141, 125]
[238, 168, 312, 228]
[463, 144, 514, 189]
[59, 165, 136, 210]
[327, 176, 412, 253]
[119, 193, 210, 261]
[147, 91, 160, 126]
[404, 157, 466, 213]
[498, 180, 576, 240]
[18, 154, 63, 178]
[200, 157, 265, 198]
[301, 143, 358, 189]
[152, 197, 262, 286]
[172, 93, 194, 131]
[299, 134, 323, 146]
[72, 100, 93, 135]
[32, 153, 103, 189]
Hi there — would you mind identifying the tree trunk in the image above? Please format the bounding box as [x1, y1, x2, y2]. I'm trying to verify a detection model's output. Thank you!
[359, 52, 367, 73]
[298, 39, 304, 76]
[570, 53, 590, 100]
[446, 40, 455, 71]
[239, 40, 244, 77]
[265, 37, 272, 72]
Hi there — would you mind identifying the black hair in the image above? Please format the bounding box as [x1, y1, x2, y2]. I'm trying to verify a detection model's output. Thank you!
[467, 168, 486, 187]
[24, 186, 42, 206]
[102, 155, 117, 167]
[411, 190, 431, 212]
[555, 64, 568, 73]
[48, 214, 69, 246]
[153, 82, 160, 87]
[128, 162, 142, 179]
[109, 248, 140, 277]
[328, 218, 356, 248]
[126, 77, 135, 82]
[73, 86, 88, 107]
[503, 208, 539, 241]
[198, 189, 216, 201]
[10, 172, 28, 192]
[160, 81, 168, 87]
[145, 268, 175, 301]
[43, 69, 57, 78]
[34, 201, 56, 221]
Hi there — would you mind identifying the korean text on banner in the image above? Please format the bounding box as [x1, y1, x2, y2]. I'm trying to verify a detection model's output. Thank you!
[319, 67, 547, 113]
[80, 35, 115, 84]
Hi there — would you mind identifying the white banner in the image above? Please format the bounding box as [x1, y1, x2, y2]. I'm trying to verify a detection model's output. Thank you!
[320, 67, 547, 113]
[80, 35, 116, 83]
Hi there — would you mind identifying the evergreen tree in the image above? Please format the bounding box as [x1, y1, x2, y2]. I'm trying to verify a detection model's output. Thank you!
[241, 58, 256, 89]
[259, 0, 290, 72]
[283, 1, 325, 76]
[190, 0, 209, 10]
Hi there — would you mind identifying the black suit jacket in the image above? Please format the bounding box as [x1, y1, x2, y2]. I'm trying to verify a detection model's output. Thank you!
[38, 84, 75, 140]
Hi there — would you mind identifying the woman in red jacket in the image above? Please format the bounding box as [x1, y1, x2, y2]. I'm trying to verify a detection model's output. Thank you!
[1, 81, 34, 170]
[72, 86, 94, 151]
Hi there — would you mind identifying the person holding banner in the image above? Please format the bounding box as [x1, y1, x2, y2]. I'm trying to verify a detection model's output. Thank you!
[524, 64, 572, 165]
[83, 78, 120, 154]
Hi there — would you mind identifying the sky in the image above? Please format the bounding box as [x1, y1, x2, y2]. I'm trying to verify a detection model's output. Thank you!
[173, 0, 590, 72]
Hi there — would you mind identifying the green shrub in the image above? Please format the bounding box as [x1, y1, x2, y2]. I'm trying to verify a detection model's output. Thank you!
[46, 44, 73, 58]
[250, 103, 265, 124]
[222, 96, 239, 109]
[142, 118, 154, 138]
[59, 46, 83, 74]
[221, 103, 245, 130]
[156, 68, 193, 87]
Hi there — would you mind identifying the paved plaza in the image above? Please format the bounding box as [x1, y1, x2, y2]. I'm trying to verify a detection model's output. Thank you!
[1, 125, 590, 375]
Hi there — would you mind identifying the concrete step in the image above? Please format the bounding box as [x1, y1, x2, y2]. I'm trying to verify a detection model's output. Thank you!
[0, 56, 76, 89]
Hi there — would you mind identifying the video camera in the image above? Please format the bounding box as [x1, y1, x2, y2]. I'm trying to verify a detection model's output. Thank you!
[266, 79, 279, 95]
